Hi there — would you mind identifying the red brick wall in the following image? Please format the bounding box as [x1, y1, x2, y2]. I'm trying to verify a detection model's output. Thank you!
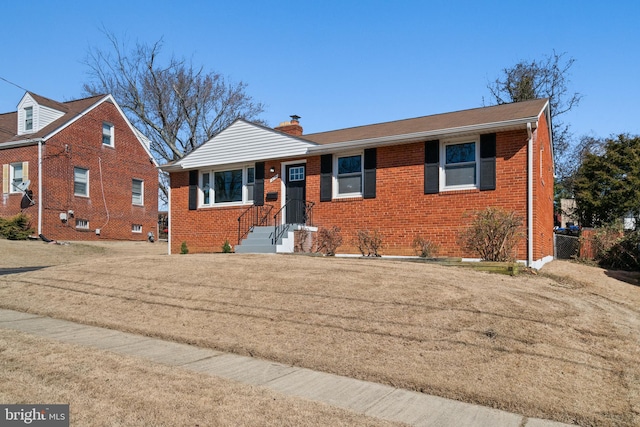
[0, 145, 39, 229]
[532, 113, 555, 261]
[1, 100, 158, 241]
[169, 126, 556, 262]
[307, 131, 529, 258]
[169, 161, 291, 254]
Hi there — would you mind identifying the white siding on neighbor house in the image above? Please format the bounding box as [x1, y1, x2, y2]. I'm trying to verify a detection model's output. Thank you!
[16, 93, 64, 135]
[38, 105, 65, 129]
[178, 120, 317, 169]
[17, 95, 36, 135]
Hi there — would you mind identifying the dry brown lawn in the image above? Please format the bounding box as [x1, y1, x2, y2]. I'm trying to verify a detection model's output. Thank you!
[1, 239, 639, 426]
[0, 329, 402, 426]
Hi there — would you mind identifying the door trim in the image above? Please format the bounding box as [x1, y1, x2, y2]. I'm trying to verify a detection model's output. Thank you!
[280, 159, 307, 225]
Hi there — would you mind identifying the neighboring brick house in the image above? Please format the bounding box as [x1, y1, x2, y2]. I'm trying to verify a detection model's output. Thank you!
[0, 92, 158, 241]
[161, 99, 554, 268]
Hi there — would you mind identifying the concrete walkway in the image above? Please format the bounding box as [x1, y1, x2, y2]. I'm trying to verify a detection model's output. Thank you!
[0, 308, 572, 427]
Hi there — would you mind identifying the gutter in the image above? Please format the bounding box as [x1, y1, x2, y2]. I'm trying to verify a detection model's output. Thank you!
[527, 122, 534, 267]
[0, 137, 44, 150]
[38, 140, 43, 236]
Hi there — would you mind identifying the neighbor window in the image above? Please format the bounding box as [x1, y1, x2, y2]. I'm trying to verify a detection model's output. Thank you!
[24, 106, 33, 131]
[9, 162, 24, 193]
[132, 179, 144, 205]
[74, 167, 89, 197]
[102, 122, 114, 146]
[201, 166, 255, 206]
[336, 154, 362, 196]
[444, 141, 477, 188]
[76, 219, 89, 230]
[132, 224, 142, 233]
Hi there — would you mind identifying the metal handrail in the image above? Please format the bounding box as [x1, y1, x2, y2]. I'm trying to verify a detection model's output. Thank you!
[237, 204, 274, 245]
[272, 200, 315, 245]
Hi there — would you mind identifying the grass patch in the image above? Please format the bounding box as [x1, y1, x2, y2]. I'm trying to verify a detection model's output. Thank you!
[0, 240, 638, 426]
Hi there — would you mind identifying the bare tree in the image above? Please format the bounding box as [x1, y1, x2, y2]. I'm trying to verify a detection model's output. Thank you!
[83, 31, 265, 200]
[486, 51, 582, 178]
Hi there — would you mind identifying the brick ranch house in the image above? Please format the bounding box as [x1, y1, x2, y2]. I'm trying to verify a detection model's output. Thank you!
[0, 92, 158, 241]
[161, 98, 554, 268]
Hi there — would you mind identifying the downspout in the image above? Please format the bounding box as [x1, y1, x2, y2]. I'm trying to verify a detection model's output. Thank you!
[167, 180, 172, 255]
[527, 122, 534, 267]
[37, 140, 43, 236]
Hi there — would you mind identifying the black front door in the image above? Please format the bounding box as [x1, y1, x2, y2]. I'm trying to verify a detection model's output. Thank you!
[285, 164, 306, 224]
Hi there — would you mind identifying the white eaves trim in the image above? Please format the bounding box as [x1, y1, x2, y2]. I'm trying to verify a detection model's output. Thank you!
[167, 120, 317, 171]
[0, 138, 44, 150]
[307, 115, 543, 154]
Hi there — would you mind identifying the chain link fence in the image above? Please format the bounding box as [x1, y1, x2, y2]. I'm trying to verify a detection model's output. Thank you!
[554, 234, 580, 259]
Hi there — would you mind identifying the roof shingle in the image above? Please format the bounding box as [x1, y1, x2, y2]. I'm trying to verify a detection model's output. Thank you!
[0, 93, 107, 145]
[302, 98, 549, 144]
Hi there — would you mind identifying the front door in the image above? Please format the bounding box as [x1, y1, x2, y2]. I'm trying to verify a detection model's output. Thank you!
[285, 164, 306, 224]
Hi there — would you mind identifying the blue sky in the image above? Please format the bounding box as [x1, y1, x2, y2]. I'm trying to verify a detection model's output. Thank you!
[1, 0, 638, 141]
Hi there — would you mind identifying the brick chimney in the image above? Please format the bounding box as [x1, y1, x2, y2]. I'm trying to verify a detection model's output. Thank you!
[274, 115, 303, 136]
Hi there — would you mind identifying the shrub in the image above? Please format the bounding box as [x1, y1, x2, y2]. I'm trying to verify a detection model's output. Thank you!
[412, 235, 438, 258]
[597, 229, 640, 271]
[459, 207, 523, 262]
[590, 221, 623, 261]
[180, 241, 189, 254]
[354, 229, 383, 257]
[221, 239, 233, 253]
[0, 213, 34, 240]
[316, 226, 343, 256]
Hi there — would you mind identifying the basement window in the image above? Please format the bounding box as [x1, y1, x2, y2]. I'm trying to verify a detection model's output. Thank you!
[132, 224, 142, 233]
[76, 219, 89, 230]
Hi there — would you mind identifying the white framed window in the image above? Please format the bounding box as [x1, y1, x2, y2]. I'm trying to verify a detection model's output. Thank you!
[246, 167, 255, 202]
[132, 179, 144, 205]
[334, 153, 362, 197]
[132, 224, 142, 233]
[442, 139, 479, 190]
[9, 162, 24, 193]
[76, 219, 89, 230]
[74, 167, 89, 197]
[200, 165, 255, 206]
[202, 172, 211, 205]
[102, 122, 114, 146]
[24, 107, 33, 131]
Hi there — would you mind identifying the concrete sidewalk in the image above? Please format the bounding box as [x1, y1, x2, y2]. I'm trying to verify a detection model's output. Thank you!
[0, 309, 571, 427]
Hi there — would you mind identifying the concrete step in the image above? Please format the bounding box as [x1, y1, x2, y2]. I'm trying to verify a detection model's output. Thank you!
[236, 225, 293, 254]
[235, 242, 277, 254]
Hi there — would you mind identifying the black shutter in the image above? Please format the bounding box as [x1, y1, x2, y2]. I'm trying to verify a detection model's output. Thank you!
[188, 170, 198, 210]
[254, 162, 265, 206]
[424, 140, 440, 194]
[320, 154, 333, 202]
[479, 133, 496, 191]
[363, 148, 377, 199]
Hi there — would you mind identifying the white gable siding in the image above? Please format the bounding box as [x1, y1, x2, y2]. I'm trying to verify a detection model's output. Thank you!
[16, 93, 64, 135]
[38, 105, 65, 129]
[17, 94, 36, 135]
[178, 120, 316, 169]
